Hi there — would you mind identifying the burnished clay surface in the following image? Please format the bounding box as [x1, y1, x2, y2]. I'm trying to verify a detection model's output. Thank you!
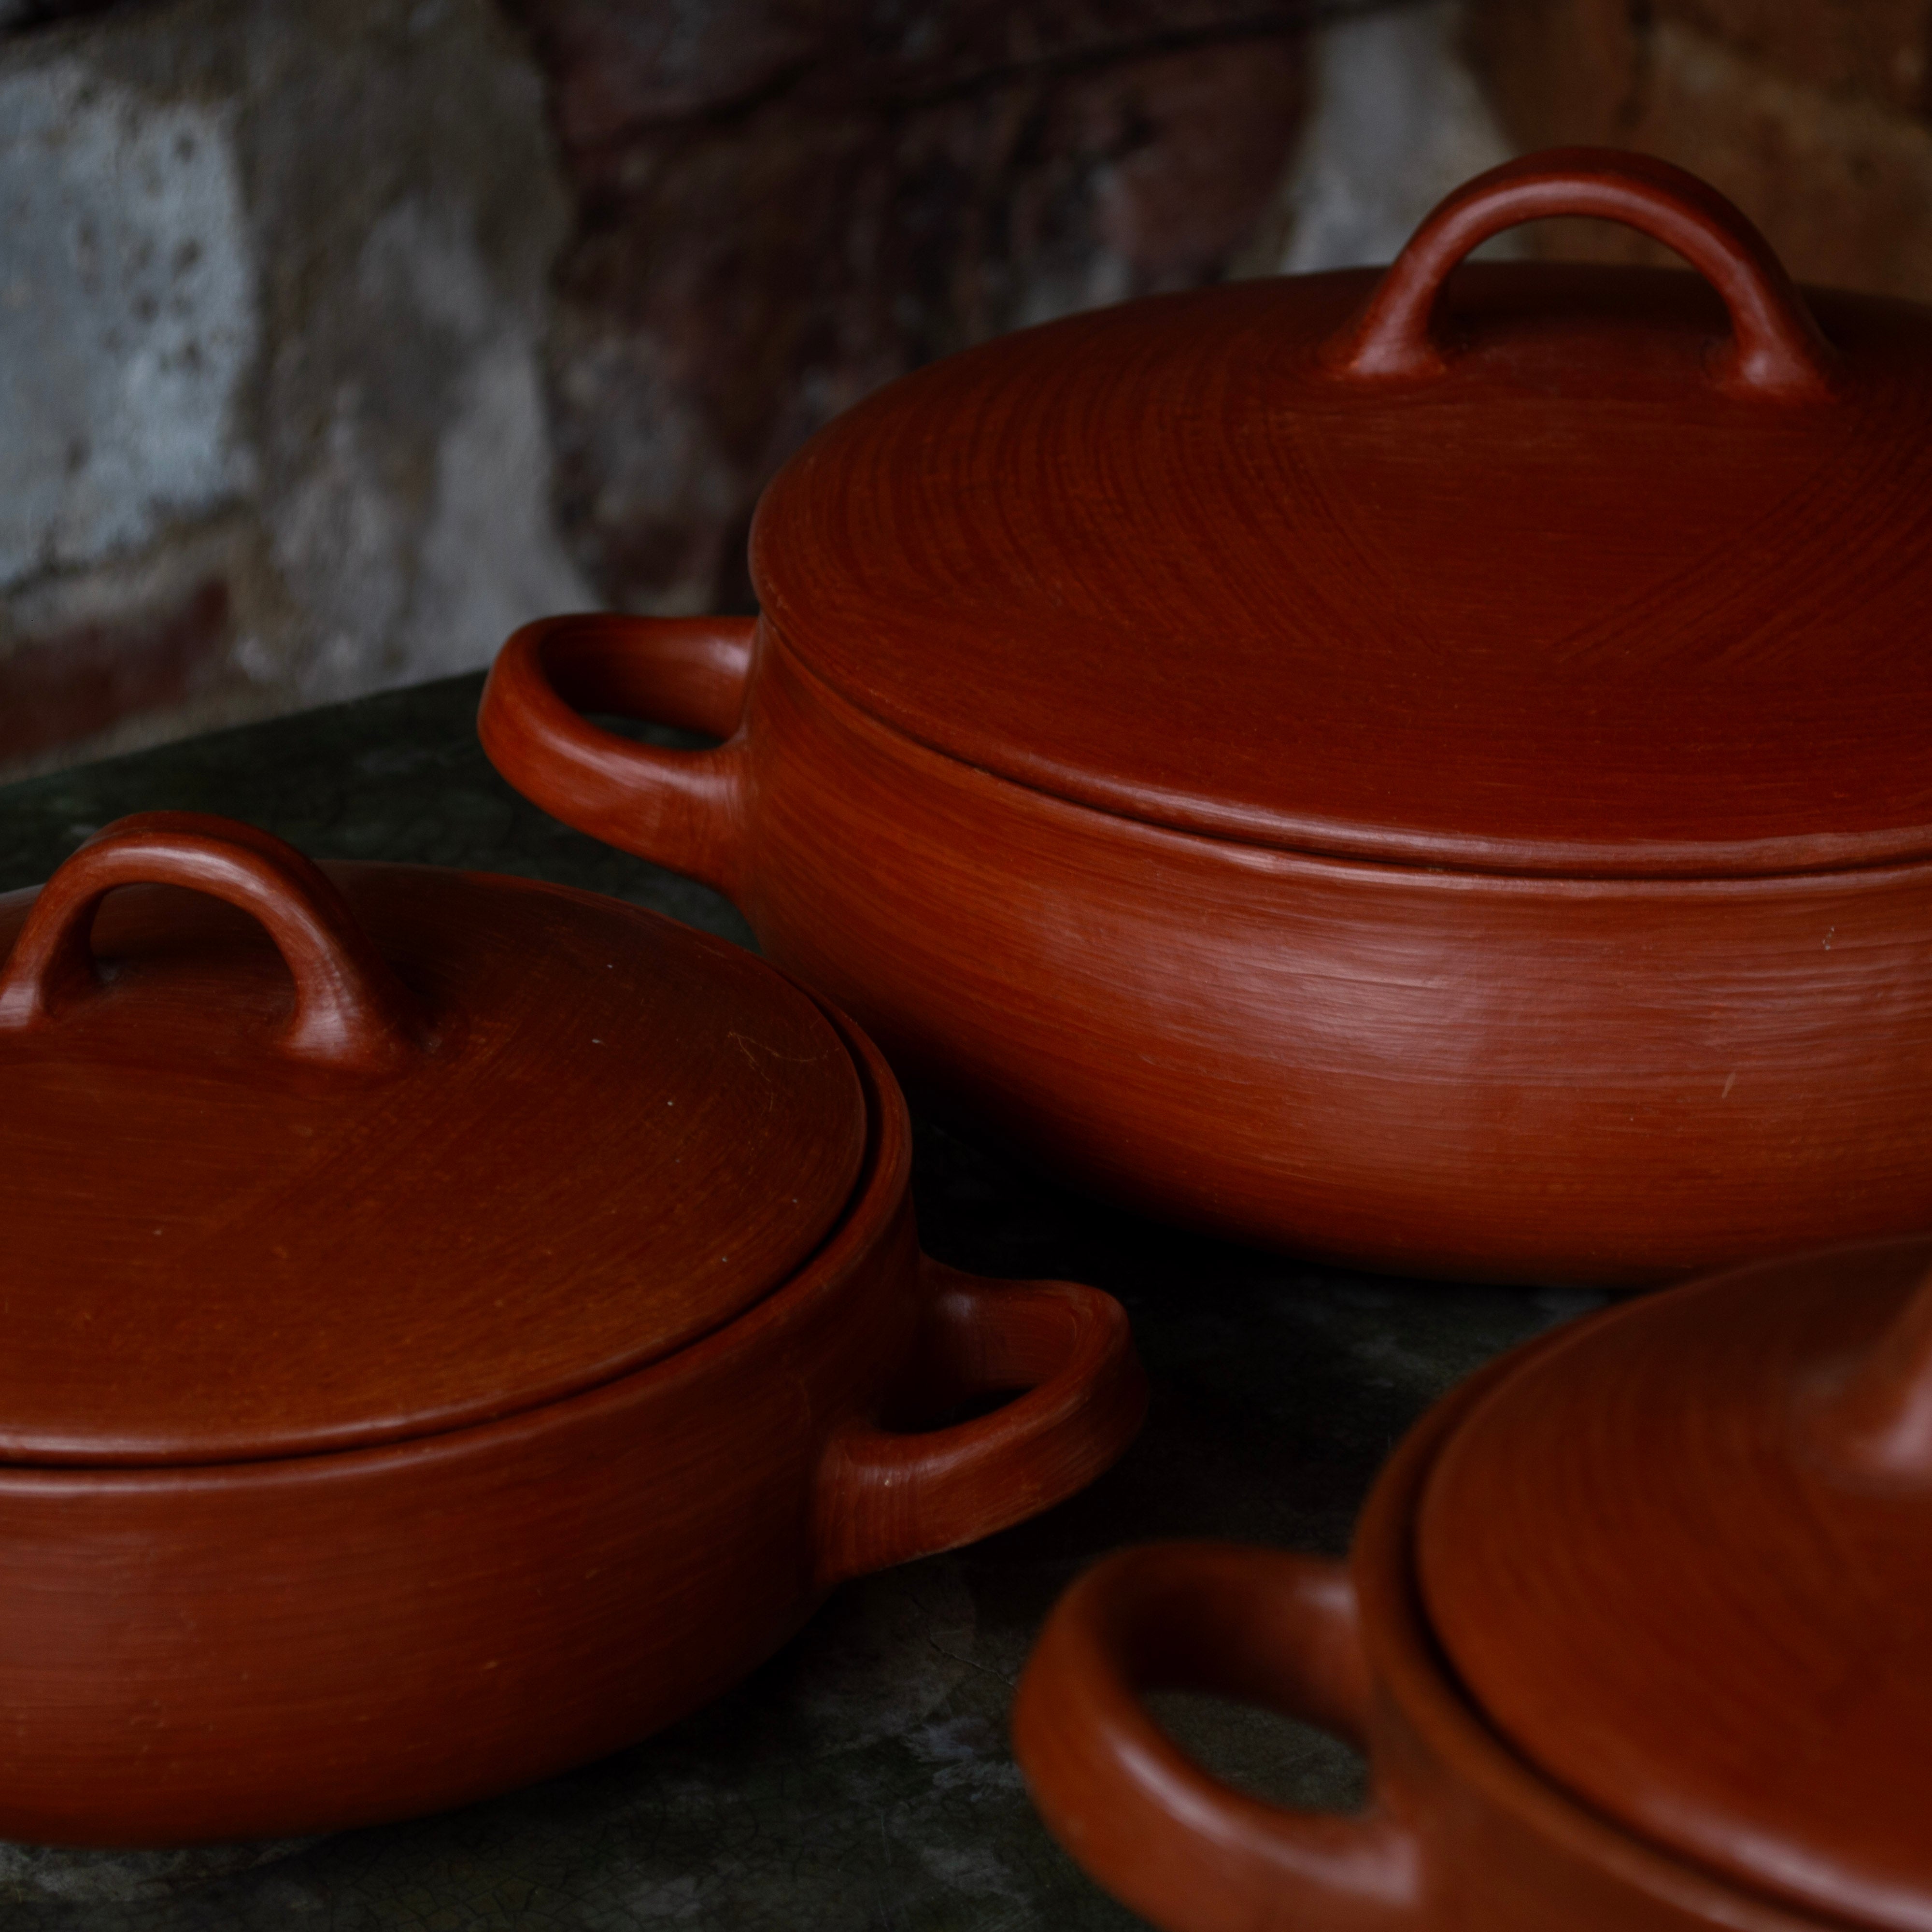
[752, 173, 1915, 875]
[0, 817, 1145, 1845]
[1419, 1241, 1932, 1929]
[1014, 1243, 1932, 1931]
[0, 815, 865, 1463]
[481, 151, 1932, 1283]
[487, 614, 1932, 1284]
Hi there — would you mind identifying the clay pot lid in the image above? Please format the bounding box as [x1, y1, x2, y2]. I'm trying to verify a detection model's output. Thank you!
[1416, 1237, 1932, 1928]
[0, 813, 867, 1467]
[753, 148, 1932, 879]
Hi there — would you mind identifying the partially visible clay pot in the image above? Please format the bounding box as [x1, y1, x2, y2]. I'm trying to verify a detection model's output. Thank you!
[1014, 1238, 1932, 1930]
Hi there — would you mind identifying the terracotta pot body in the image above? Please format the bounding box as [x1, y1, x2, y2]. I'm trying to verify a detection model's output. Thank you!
[1013, 1241, 1932, 1930]
[708, 639, 1932, 1284]
[0, 820, 1145, 1846]
[480, 151, 1932, 1286]
[485, 619, 1932, 1286]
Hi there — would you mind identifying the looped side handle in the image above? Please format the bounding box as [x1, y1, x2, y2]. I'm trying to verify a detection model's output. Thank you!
[1013, 1543, 1424, 1932]
[0, 812, 427, 1075]
[479, 614, 754, 898]
[1324, 146, 1838, 402]
[813, 1259, 1147, 1586]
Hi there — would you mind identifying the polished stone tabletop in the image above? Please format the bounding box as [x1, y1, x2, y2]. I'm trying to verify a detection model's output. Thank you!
[0, 674, 1599, 1931]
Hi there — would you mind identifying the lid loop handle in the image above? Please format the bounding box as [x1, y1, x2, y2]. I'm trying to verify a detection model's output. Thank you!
[1323, 147, 1840, 402]
[1805, 1259, 1932, 1487]
[0, 813, 427, 1075]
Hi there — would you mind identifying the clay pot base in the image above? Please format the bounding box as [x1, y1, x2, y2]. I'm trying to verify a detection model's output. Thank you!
[0, 1837, 324, 1904]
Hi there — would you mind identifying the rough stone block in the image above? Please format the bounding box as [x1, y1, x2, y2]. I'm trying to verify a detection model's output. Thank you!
[0, 0, 590, 773]
[1658, 0, 1932, 116]
[0, 55, 256, 589]
[510, 0, 1316, 155]
[0, 575, 229, 764]
[1467, 0, 1932, 302]
[531, 4, 1309, 614]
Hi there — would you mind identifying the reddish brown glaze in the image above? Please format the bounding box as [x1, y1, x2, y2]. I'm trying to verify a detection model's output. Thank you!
[0, 813, 868, 1463]
[487, 614, 1932, 1284]
[0, 813, 428, 1073]
[0, 817, 1145, 1844]
[1807, 1255, 1932, 1481]
[481, 152, 1932, 1283]
[1016, 1543, 1418, 1932]
[484, 613, 754, 893]
[1418, 1245, 1932, 1927]
[1322, 147, 1838, 398]
[815, 1264, 1143, 1584]
[1014, 1242, 1932, 1930]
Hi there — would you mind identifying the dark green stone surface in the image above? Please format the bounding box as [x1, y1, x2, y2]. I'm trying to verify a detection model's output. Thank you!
[0, 676, 1601, 1930]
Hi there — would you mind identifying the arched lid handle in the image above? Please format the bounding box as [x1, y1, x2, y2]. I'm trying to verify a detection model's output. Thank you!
[1805, 1258, 1932, 1487]
[0, 812, 426, 1075]
[1322, 147, 1839, 402]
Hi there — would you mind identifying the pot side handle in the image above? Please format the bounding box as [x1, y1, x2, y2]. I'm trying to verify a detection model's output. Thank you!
[0, 812, 426, 1075]
[479, 614, 754, 898]
[814, 1260, 1148, 1586]
[1012, 1543, 1424, 1932]
[1323, 146, 1839, 403]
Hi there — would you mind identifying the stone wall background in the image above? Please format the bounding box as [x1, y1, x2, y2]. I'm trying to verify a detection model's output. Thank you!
[1466, 1, 1932, 302]
[0, 0, 591, 778]
[0, 0, 1926, 780]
